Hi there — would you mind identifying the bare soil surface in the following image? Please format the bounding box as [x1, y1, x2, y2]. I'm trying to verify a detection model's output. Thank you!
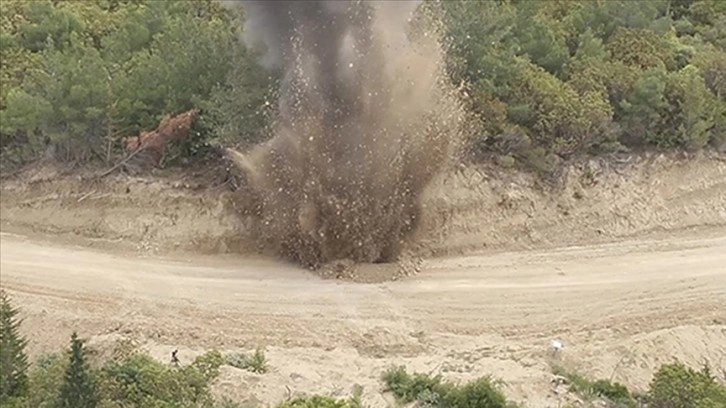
[1, 153, 725, 406]
[2, 229, 726, 406]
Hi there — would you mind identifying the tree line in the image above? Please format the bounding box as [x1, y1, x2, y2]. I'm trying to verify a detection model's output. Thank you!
[434, 0, 725, 172]
[0, 0, 724, 174]
[0, 0, 271, 170]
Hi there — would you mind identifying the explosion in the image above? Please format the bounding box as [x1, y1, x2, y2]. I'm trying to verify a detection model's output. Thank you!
[227, 0, 464, 268]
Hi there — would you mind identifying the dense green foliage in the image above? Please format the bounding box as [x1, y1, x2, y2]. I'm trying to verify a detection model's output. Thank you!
[3, 347, 226, 408]
[0, 291, 29, 405]
[552, 365, 635, 407]
[648, 363, 726, 408]
[24, 353, 66, 408]
[0, 0, 724, 172]
[554, 363, 726, 408]
[0, 305, 228, 408]
[433, 0, 726, 170]
[99, 350, 223, 407]
[381, 366, 516, 408]
[57, 332, 98, 408]
[274, 395, 364, 408]
[0, 0, 270, 168]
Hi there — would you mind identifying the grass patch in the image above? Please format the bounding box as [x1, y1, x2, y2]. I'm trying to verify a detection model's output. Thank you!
[224, 348, 269, 374]
[552, 365, 634, 407]
[381, 366, 517, 408]
[274, 395, 364, 408]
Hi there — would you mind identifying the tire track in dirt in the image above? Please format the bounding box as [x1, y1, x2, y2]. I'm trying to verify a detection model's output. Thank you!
[2, 231, 724, 345]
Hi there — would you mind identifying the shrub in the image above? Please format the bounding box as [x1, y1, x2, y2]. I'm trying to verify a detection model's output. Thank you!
[606, 27, 674, 70]
[509, 61, 614, 156]
[552, 365, 634, 407]
[275, 395, 363, 408]
[591, 379, 634, 406]
[648, 363, 726, 408]
[25, 353, 66, 408]
[441, 377, 512, 408]
[381, 366, 513, 408]
[99, 352, 218, 407]
[381, 366, 447, 404]
[224, 348, 268, 374]
[619, 68, 669, 146]
[192, 350, 224, 381]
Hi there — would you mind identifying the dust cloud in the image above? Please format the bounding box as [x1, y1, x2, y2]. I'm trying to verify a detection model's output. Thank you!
[228, 0, 464, 268]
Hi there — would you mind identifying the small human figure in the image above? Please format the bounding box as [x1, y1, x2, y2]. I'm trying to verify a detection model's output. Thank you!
[171, 349, 180, 366]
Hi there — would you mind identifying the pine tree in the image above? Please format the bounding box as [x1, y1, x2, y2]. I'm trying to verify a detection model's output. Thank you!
[57, 332, 98, 408]
[0, 289, 29, 402]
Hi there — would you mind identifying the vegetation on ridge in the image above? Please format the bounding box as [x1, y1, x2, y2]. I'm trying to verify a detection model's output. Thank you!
[0, 0, 724, 175]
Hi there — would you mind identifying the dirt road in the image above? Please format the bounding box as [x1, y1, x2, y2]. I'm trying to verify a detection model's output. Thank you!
[1, 230, 725, 406]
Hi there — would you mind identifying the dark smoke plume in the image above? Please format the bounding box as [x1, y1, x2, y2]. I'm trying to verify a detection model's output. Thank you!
[228, 0, 463, 268]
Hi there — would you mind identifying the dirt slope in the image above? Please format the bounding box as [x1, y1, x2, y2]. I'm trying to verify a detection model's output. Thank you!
[1, 153, 724, 263]
[415, 152, 726, 256]
[1, 230, 725, 406]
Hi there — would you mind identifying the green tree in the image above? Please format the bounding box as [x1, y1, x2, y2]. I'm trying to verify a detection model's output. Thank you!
[663, 64, 720, 149]
[620, 68, 669, 146]
[0, 0, 247, 166]
[57, 332, 98, 408]
[564, 0, 670, 42]
[509, 60, 613, 156]
[649, 363, 726, 408]
[606, 27, 676, 71]
[688, 0, 726, 50]
[511, 3, 570, 75]
[205, 45, 275, 148]
[2, 0, 726, 174]
[0, 290, 29, 404]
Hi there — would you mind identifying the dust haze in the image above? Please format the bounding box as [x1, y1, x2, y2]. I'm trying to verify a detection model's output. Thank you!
[228, 0, 464, 267]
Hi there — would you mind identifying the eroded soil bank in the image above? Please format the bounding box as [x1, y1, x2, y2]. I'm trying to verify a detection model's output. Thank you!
[1, 153, 725, 407]
[2, 152, 724, 264]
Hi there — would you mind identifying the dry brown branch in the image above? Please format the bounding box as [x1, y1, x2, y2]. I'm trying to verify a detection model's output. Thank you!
[99, 109, 200, 177]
